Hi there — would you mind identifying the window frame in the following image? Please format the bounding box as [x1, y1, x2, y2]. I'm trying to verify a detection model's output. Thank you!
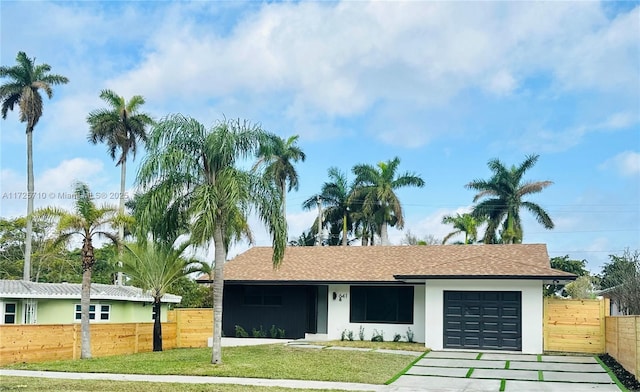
[242, 286, 283, 307]
[2, 302, 17, 324]
[74, 303, 111, 322]
[349, 285, 414, 324]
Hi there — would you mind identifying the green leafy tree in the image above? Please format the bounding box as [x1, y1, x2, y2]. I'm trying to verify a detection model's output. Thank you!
[441, 213, 484, 245]
[288, 229, 316, 246]
[122, 240, 203, 351]
[564, 276, 594, 299]
[254, 134, 305, 218]
[599, 249, 640, 315]
[302, 167, 354, 246]
[544, 255, 589, 296]
[466, 154, 554, 244]
[0, 51, 69, 281]
[36, 182, 122, 359]
[352, 157, 425, 245]
[136, 114, 287, 364]
[170, 277, 212, 308]
[87, 89, 153, 285]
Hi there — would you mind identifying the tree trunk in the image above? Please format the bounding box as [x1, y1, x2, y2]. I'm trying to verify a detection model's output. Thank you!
[23, 128, 34, 281]
[153, 298, 162, 351]
[211, 224, 226, 364]
[116, 160, 126, 285]
[380, 224, 389, 246]
[80, 236, 94, 359]
[342, 213, 348, 246]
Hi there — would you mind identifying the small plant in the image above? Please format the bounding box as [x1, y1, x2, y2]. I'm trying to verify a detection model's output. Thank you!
[371, 329, 384, 342]
[277, 328, 286, 338]
[359, 325, 365, 341]
[341, 329, 347, 341]
[405, 327, 414, 343]
[347, 330, 354, 341]
[393, 333, 401, 342]
[269, 325, 278, 338]
[252, 325, 266, 338]
[235, 325, 249, 338]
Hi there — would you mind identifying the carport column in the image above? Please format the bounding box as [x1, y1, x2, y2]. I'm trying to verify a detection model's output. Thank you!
[424, 281, 444, 350]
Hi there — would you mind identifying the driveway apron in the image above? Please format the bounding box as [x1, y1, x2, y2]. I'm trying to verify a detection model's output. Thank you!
[390, 351, 621, 391]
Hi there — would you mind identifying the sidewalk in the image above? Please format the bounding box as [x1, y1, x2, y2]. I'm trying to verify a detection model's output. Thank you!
[0, 369, 386, 391]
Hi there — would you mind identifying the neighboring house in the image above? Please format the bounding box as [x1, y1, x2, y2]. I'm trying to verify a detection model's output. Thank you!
[0, 280, 181, 325]
[223, 244, 575, 354]
[596, 286, 625, 316]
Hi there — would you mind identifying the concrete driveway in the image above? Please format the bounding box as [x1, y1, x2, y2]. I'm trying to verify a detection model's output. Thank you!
[389, 351, 621, 391]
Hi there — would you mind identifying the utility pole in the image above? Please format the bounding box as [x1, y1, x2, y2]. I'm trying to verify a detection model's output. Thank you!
[316, 195, 323, 246]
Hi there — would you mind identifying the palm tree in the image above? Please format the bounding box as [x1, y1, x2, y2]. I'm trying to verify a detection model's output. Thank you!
[121, 240, 203, 351]
[254, 134, 305, 217]
[302, 167, 354, 246]
[36, 182, 121, 359]
[87, 89, 153, 285]
[0, 51, 69, 281]
[441, 213, 484, 245]
[466, 154, 554, 244]
[352, 157, 425, 245]
[136, 114, 287, 364]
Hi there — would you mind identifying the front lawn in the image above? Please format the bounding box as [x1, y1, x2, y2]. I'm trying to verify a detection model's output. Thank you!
[5, 344, 422, 385]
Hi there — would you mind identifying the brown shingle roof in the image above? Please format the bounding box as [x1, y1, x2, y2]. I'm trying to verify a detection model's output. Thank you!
[224, 244, 576, 282]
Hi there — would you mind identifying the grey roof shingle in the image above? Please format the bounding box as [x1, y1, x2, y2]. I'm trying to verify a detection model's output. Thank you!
[224, 244, 576, 282]
[0, 280, 181, 303]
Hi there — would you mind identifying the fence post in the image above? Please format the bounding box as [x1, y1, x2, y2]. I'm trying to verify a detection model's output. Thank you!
[176, 309, 181, 348]
[72, 324, 78, 360]
[599, 298, 606, 353]
[134, 323, 140, 353]
[543, 297, 548, 352]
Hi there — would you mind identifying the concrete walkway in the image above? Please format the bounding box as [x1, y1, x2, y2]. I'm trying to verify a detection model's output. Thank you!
[391, 351, 621, 391]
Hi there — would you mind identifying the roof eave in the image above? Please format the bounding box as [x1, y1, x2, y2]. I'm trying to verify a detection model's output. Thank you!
[394, 274, 577, 283]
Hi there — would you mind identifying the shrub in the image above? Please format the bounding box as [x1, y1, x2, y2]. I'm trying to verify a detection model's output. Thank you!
[341, 330, 347, 341]
[235, 325, 249, 338]
[405, 327, 414, 343]
[359, 326, 365, 341]
[277, 328, 286, 338]
[371, 329, 384, 342]
[269, 325, 278, 338]
[347, 330, 354, 341]
[393, 333, 401, 342]
[252, 325, 266, 338]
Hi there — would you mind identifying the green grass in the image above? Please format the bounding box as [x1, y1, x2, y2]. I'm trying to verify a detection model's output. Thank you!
[537, 354, 542, 362]
[594, 355, 629, 392]
[0, 376, 339, 392]
[384, 351, 428, 385]
[475, 353, 483, 360]
[4, 345, 416, 385]
[504, 360, 510, 369]
[317, 340, 427, 351]
[465, 368, 474, 378]
[538, 370, 543, 381]
[499, 379, 506, 391]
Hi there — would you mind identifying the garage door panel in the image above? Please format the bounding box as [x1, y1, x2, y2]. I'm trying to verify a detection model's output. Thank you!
[444, 291, 522, 351]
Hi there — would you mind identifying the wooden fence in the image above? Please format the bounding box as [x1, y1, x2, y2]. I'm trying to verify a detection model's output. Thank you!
[0, 322, 176, 366]
[543, 298, 608, 354]
[605, 316, 640, 380]
[0, 309, 212, 365]
[167, 308, 213, 348]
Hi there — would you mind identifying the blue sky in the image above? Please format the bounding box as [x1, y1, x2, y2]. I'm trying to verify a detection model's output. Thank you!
[1, 1, 638, 274]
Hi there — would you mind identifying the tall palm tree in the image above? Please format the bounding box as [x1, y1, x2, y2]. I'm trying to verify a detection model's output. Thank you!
[352, 157, 425, 245]
[441, 213, 484, 245]
[36, 182, 122, 359]
[136, 114, 287, 364]
[87, 89, 153, 285]
[466, 154, 554, 244]
[0, 51, 69, 281]
[303, 167, 354, 246]
[121, 240, 203, 351]
[254, 134, 306, 217]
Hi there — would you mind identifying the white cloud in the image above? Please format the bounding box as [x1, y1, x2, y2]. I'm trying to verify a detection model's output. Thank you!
[599, 151, 640, 177]
[0, 158, 106, 218]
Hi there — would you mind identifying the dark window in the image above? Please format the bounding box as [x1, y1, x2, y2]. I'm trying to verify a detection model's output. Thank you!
[243, 286, 282, 307]
[350, 286, 414, 324]
[4, 303, 16, 324]
[75, 304, 109, 321]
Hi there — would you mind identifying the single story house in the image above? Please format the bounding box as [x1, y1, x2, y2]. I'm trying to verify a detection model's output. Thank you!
[0, 280, 181, 325]
[223, 244, 575, 354]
